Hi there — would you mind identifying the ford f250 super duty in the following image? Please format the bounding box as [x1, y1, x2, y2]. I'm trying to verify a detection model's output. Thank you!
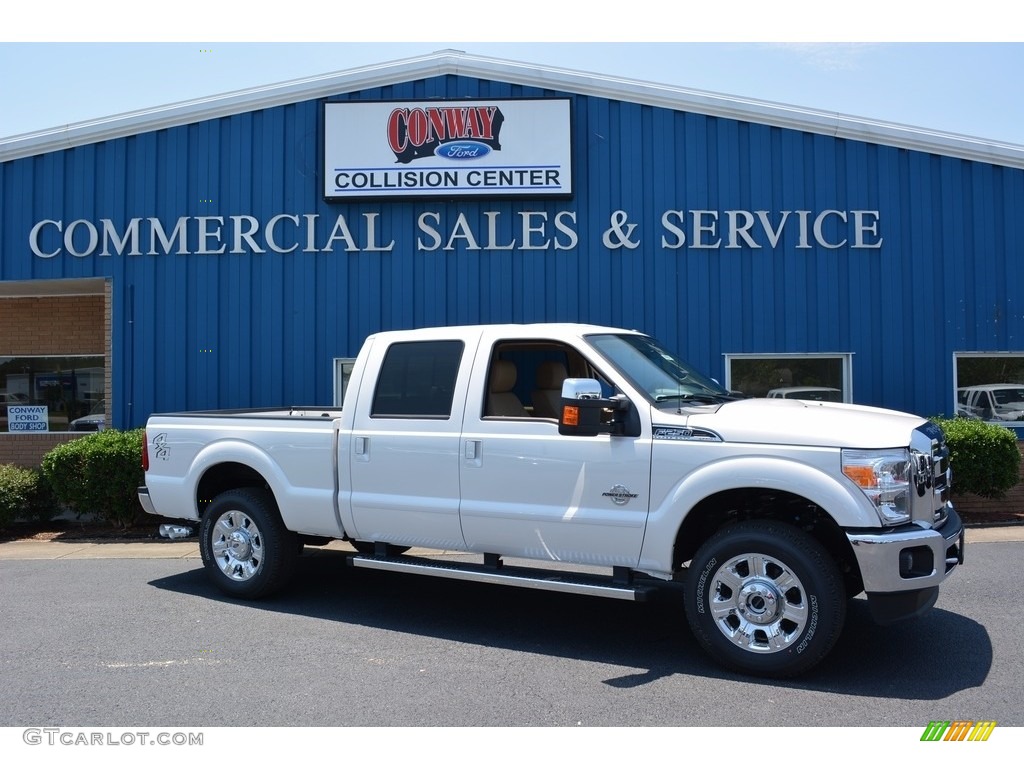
[139, 323, 964, 677]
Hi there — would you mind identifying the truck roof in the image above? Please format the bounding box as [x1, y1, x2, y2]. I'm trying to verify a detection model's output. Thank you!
[364, 322, 645, 342]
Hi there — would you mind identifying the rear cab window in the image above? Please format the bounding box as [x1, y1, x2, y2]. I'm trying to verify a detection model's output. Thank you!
[371, 340, 465, 419]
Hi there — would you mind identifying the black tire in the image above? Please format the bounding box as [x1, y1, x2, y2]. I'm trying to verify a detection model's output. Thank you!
[199, 488, 298, 599]
[683, 520, 846, 678]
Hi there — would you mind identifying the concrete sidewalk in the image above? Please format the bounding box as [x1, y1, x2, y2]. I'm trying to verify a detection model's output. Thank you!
[0, 526, 1020, 560]
[0, 538, 203, 560]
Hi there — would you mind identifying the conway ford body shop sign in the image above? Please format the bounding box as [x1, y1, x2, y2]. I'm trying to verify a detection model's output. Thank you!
[324, 99, 573, 199]
[7, 405, 48, 432]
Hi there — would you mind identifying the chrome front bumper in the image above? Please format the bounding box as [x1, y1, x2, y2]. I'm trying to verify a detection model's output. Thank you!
[847, 505, 964, 593]
[846, 505, 964, 624]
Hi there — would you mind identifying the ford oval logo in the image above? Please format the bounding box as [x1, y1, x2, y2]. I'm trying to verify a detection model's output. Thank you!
[435, 141, 491, 160]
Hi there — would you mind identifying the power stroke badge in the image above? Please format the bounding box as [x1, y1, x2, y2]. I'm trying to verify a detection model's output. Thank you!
[602, 484, 639, 506]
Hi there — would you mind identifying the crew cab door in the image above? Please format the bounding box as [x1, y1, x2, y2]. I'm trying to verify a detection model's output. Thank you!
[347, 335, 472, 549]
[458, 335, 652, 566]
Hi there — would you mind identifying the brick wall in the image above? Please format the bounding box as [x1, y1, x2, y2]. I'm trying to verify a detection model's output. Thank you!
[1, 292, 107, 467]
[0, 433, 90, 468]
[0, 295, 104, 355]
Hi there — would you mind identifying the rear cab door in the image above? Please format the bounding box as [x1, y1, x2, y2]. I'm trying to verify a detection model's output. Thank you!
[345, 327, 480, 549]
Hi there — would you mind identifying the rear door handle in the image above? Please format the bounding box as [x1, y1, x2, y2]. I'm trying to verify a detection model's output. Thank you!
[354, 436, 369, 461]
[464, 439, 482, 467]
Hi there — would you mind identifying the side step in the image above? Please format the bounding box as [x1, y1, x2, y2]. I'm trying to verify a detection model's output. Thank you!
[347, 552, 656, 602]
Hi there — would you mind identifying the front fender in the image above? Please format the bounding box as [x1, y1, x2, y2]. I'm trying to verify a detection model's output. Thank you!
[638, 453, 876, 578]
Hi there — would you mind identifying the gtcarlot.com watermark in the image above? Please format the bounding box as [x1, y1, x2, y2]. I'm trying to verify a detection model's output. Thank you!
[23, 728, 203, 747]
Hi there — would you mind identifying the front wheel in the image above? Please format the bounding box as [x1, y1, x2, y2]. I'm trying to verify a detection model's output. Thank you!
[199, 488, 298, 599]
[683, 520, 846, 678]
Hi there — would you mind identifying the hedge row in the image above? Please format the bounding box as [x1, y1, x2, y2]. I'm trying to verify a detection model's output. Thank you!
[932, 417, 1020, 498]
[0, 464, 56, 528]
[0, 428, 145, 529]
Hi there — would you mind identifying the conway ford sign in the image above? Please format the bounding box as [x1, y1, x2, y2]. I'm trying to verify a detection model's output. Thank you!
[323, 99, 573, 200]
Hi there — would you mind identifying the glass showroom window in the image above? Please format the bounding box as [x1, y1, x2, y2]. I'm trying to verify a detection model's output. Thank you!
[0, 355, 105, 433]
[725, 353, 851, 402]
[953, 353, 1024, 425]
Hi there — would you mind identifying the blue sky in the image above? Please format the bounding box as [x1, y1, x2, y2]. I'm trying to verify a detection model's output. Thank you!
[1, 3, 1022, 147]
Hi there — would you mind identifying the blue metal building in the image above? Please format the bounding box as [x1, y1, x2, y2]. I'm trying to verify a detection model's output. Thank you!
[2, 50, 1023, 443]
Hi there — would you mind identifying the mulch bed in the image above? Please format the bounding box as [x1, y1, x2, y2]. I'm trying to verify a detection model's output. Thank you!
[0, 518, 190, 543]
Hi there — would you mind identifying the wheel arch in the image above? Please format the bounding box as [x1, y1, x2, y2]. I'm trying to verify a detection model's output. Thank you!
[197, 461, 274, 517]
[189, 440, 288, 520]
[669, 487, 863, 598]
[640, 456, 869, 595]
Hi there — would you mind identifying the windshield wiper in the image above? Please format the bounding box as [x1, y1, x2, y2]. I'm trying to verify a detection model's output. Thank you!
[655, 392, 731, 404]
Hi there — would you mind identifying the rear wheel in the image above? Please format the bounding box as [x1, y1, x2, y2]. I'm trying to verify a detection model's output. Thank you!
[199, 488, 298, 599]
[683, 520, 846, 677]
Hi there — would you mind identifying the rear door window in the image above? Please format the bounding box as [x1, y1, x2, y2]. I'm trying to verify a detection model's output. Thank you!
[371, 341, 464, 418]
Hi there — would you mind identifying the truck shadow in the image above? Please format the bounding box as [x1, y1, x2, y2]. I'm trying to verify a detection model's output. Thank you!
[150, 550, 991, 699]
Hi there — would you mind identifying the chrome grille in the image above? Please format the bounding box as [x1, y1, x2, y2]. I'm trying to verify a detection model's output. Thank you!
[911, 423, 952, 527]
[931, 440, 950, 525]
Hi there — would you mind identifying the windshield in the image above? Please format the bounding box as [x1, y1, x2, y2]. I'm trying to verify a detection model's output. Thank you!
[586, 333, 732, 405]
[992, 388, 1024, 407]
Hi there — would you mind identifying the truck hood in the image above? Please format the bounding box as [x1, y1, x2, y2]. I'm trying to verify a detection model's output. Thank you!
[658, 397, 928, 449]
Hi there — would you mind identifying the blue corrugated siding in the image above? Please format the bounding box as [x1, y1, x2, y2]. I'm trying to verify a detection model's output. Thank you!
[3, 74, 1024, 428]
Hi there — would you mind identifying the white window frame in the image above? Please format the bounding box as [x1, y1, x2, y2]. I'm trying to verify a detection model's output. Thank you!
[952, 351, 1024, 426]
[333, 358, 357, 407]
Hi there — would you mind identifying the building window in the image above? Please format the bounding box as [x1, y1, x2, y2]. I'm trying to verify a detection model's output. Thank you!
[725, 353, 851, 402]
[954, 353, 1024, 424]
[333, 358, 356, 407]
[0, 355, 106, 433]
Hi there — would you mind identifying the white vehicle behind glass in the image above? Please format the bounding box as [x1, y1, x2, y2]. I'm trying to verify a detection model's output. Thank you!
[767, 387, 843, 402]
[139, 323, 964, 678]
[957, 384, 1024, 422]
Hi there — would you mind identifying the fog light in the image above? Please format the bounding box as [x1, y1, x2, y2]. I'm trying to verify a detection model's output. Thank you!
[899, 546, 934, 578]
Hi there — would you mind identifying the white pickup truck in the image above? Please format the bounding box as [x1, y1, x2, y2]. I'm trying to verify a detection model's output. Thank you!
[139, 323, 964, 677]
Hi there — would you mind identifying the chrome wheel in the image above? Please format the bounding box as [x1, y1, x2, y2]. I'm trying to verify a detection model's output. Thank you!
[684, 520, 845, 677]
[200, 488, 298, 599]
[708, 552, 808, 653]
[211, 510, 265, 581]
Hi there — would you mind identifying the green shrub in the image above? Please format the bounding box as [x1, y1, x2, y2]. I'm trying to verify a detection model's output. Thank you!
[41, 428, 145, 527]
[933, 417, 1021, 498]
[0, 464, 57, 527]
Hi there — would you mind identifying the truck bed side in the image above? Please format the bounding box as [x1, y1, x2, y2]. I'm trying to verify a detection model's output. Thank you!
[144, 408, 344, 537]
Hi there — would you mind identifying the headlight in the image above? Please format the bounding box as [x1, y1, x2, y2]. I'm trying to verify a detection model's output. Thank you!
[842, 448, 912, 525]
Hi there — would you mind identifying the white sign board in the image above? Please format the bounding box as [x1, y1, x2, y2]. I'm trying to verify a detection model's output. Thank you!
[324, 99, 573, 200]
[7, 405, 49, 432]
